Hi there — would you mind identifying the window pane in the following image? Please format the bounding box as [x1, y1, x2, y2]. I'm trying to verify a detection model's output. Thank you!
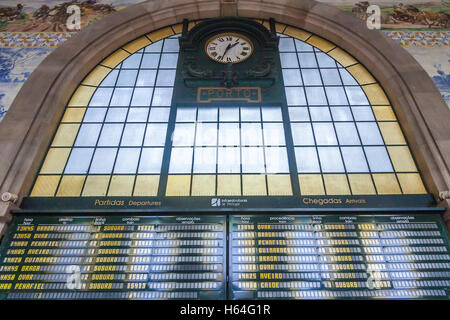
[172, 123, 195, 146]
[282, 69, 302, 86]
[217, 147, 240, 173]
[149, 107, 170, 122]
[219, 123, 240, 146]
[341, 147, 369, 172]
[291, 123, 315, 145]
[98, 124, 123, 146]
[114, 148, 140, 173]
[285, 87, 306, 106]
[241, 123, 262, 146]
[141, 54, 160, 68]
[121, 54, 142, 68]
[352, 107, 375, 121]
[83, 108, 106, 123]
[163, 39, 179, 52]
[288, 107, 309, 121]
[136, 70, 156, 86]
[309, 107, 331, 121]
[279, 37, 295, 52]
[262, 107, 283, 122]
[265, 147, 289, 173]
[339, 68, 358, 85]
[159, 53, 178, 68]
[156, 69, 176, 86]
[145, 41, 162, 52]
[345, 86, 369, 105]
[89, 88, 113, 106]
[193, 147, 217, 173]
[121, 123, 146, 146]
[301, 69, 322, 86]
[313, 123, 337, 145]
[263, 123, 286, 146]
[198, 107, 218, 122]
[74, 124, 101, 146]
[241, 107, 261, 121]
[298, 53, 317, 68]
[100, 70, 118, 86]
[295, 147, 320, 173]
[89, 148, 117, 174]
[65, 148, 94, 174]
[169, 147, 193, 173]
[196, 123, 217, 146]
[242, 147, 265, 173]
[138, 148, 164, 173]
[151, 88, 173, 106]
[320, 69, 341, 85]
[325, 87, 348, 105]
[280, 53, 299, 68]
[110, 88, 133, 106]
[295, 40, 313, 52]
[176, 107, 196, 122]
[127, 108, 149, 122]
[330, 107, 352, 122]
[334, 122, 360, 145]
[364, 146, 393, 172]
[305, 87, 327, 105]
[131, 88, 153, 106]
[316, 52, 336, 67]
[144, 123, 167, 146]
[356, 122, 383, 145]
[116, 70, 138, 86]
[105, 108, 127, 122]
[318, 147, 345, 172]
[219, 107, 239, 122]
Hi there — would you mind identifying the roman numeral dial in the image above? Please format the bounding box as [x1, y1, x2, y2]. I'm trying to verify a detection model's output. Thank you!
[205, 33, 253, 64]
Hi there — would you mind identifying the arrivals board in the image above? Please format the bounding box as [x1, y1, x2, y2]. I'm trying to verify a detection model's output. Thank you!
[230, 214, 450, 299]
[0, 215, 226, 300]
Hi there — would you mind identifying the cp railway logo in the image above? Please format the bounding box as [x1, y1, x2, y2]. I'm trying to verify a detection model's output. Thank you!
[211, 198, 221, 207]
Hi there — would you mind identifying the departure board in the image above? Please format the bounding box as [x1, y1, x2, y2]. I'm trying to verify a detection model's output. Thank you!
[230, 214, 450, 300]
[0, 215, 226, 300]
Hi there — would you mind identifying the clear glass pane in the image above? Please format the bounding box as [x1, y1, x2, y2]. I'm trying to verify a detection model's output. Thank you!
[298, 53, 317, 68]
[105, 108, 127, 122]
[89, 88, 113, 106]
[330, 107, 352, 122]
[364, 146, 393, 172]
[156, 69, 176, 86]
[345, 86, 369, 105]
[114, 148, 140, 173]
[282, 69, 302, 86]
[295, 147, 320, 173]
[309, 107, 331, 121]
[351, 107, 375, 121]
[64, 148, 94, 174]
[151, 88, 173, 106]
[295, 40, 313, 52]
[320, 69, 342, 85]
[339, 68, 358, 85]
[219, 107, 239, 122]
[279, 37, 295, 52]
[241, 123, 263, 146]
[325, 87, 348, 105]
[262, 107, 283, 122]
[89, 148, 117, 174]
[263, 123, 286, 146]
[163, 39, 179, 52]
[318, 147, 345, 172]
[127, 108, 149, 122]
[241, 107, 261, 121]
[172, 123, 195, 146]
[141, 54, 160, 68]
[265, 147, 289, 173]
[195, 123, 218, 146]
[356, 122, 383, 145]
[136, 70, 156, 86]
[197, 107, 218, 122]
[301, 69, 322, 86]
[288, 107, 309, 121]
[334, 122, 360, 145]
[131, 88, 153, 106]
[159, 53, 178, 68]
[149, 107, 170, 122]
[83, 108, 107, 122]
[121, 54, 142, 68]
[285, 87, 306, 106]
[138, 148, 164, 173]
[193, 147, 217, 173]
[143, 123, 168, 146]
[219, 123, 240, 146]
[217, 147, 240, 173]
[116, 70, 138, 87]
[176, 107, 196, 122]
[305, 87, 327, 105]
[241, 147, 265, 173]
[169, 147, 193, 173]
[98, 124, 123, 146]
[100, 70, 118, 87]
[120, 123, 146, 146]
[291, 123, 315, 145]
[316, 52, 336, 67]
[74, 124, 102, 146]
[341, 147, 369, 172]
[145, 41, 163, 53]
[313, 123, 337, 145]
[280, 53, 299, 68]
[110, 88, 133, 106]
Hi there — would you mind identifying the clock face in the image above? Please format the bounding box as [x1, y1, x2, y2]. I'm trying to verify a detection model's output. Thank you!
[205, 33, 253, 64]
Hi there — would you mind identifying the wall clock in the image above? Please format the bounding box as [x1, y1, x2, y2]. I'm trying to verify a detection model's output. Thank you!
[205, 32, 253, 64]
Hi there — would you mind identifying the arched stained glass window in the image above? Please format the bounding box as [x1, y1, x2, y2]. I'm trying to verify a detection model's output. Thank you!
[29, 21, 426, 204]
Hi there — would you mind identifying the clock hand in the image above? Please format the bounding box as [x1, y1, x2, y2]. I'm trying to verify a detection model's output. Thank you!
[220, 43, 232, 60]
